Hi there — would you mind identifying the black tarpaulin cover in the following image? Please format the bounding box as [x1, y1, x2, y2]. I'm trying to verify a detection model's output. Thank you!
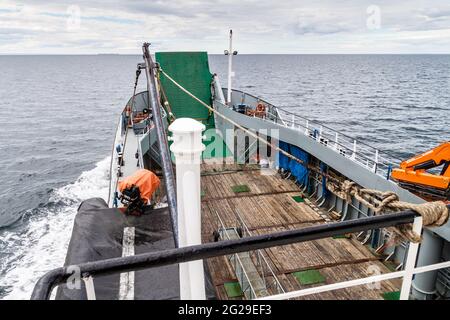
[56, 197, 216, 300]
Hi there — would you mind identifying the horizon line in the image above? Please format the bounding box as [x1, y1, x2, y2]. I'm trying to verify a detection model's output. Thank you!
[1, 52, 450, 56]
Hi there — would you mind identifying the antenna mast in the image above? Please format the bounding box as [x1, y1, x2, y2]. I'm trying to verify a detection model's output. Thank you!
[225, 30, 238, 105]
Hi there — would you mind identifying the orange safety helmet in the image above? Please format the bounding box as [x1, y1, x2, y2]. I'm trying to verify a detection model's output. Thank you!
[118, 169, 160, 203]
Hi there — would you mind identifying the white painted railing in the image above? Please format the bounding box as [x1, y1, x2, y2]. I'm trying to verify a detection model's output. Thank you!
[269, 107, 400, 179]
[108, 112, 125, 207]
[224, 88, 400, 180]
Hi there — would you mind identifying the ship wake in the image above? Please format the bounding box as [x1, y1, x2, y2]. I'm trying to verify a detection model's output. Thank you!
[0, 157, 110, 300]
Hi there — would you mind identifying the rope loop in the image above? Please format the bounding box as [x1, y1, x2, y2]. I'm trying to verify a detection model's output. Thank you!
[328, 180, 448, 243]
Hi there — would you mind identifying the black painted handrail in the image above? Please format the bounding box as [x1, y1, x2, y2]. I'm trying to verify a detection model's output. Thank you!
[30, 207, 436, 300]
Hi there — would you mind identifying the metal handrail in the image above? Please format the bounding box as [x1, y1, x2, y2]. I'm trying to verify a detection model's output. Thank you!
[32, 206, 439, 300]
[227, 88, 401, 178]
[136, 134, 144, 170]
[228, 88, 400, 161]
[108, 111, 130, 206]
[270, 109, 395, 176]
[107, 112, 123, 205]
[275, 106, 403, 161]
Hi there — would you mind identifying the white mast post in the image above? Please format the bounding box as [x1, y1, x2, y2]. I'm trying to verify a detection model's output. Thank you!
[226, 29, 237, 105]
[169, 118, 206, 300]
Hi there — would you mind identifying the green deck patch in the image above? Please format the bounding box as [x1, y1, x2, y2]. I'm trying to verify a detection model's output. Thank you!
[292, 196, 305, 203]
[332, 234, 352, 239]
[293, 270, 326, 285]
[224, 282, 243, 298]
[232, 185, 251, 193]
[382, 291, 400, 300]
[201, 190, 206, 197]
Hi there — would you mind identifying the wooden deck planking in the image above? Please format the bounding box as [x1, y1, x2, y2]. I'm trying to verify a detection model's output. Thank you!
[200, 163, 400, 300]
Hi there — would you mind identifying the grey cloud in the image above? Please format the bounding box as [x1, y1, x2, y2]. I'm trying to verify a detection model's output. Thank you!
[2, 0, 450, 53]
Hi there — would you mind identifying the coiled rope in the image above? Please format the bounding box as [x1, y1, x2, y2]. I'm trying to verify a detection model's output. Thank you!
[158, 67, 449, 243]
[327, 181, 448, 243]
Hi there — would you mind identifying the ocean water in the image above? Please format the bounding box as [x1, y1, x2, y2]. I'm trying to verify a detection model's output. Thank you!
[0, 54, 449, 299]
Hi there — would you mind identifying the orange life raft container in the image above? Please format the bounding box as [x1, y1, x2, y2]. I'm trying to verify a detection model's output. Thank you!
[118, 169, 160, 203]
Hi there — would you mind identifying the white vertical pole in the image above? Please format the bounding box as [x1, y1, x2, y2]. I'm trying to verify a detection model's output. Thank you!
[335, 132, 339, 150]
[227, 30, 233, 105]
[352, 140, 357, 160]
[373, 149, 379, 173]
[400, 216, 423, 300]
[169, 118, 206, 300]
[213, 74, 226, 104]
[291, 115, 295, 128]
[305, 120, 309, 135]
[83, 276, 96, 300]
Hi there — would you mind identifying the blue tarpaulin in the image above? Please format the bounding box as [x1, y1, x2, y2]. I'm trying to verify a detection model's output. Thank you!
[289, 145, 310, 186]
[279, 141, 290, 170]
[278, 141, 310, 186]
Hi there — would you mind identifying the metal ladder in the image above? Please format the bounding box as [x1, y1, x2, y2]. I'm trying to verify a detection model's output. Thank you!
[214, 210, 285, 299]
[219, 228, 269, 299]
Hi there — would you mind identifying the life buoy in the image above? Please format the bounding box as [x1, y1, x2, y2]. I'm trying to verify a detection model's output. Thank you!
[255, 103, 267, 118]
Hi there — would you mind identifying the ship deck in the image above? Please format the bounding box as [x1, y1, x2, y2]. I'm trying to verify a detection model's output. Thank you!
[120, 128, 140, 180]
[200, 162, 401, 300]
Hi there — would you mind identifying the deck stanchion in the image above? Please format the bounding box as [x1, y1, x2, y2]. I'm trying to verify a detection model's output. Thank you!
[82, 276, 96, 300]
[169, 118, 206, 300]
[352, 140, 357, 160]
[400, 216, 423, 300]
[334, 132, 339, 150]
[373, 149, 379, 173]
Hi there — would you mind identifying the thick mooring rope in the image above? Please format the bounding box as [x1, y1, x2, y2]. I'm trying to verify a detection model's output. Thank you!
[327, 180, 448, 243]
[159, 67, 449, 243]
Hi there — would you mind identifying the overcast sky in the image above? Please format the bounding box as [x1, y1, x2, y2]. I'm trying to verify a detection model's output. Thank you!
[1, 0, 450, 54]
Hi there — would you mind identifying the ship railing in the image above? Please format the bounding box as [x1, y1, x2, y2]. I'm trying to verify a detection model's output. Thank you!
[269, 107, 400, 179]
[225, 88, 400, 180]
[137, 133, 144, 170]
[107, 110, 125, 206]
[31, 205, 450, 300]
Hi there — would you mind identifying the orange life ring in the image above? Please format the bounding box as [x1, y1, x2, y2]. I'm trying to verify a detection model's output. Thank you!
[256, 103, 266, 112]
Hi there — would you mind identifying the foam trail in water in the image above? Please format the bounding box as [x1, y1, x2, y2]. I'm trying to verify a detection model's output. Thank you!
[1, 157, 110, 300]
